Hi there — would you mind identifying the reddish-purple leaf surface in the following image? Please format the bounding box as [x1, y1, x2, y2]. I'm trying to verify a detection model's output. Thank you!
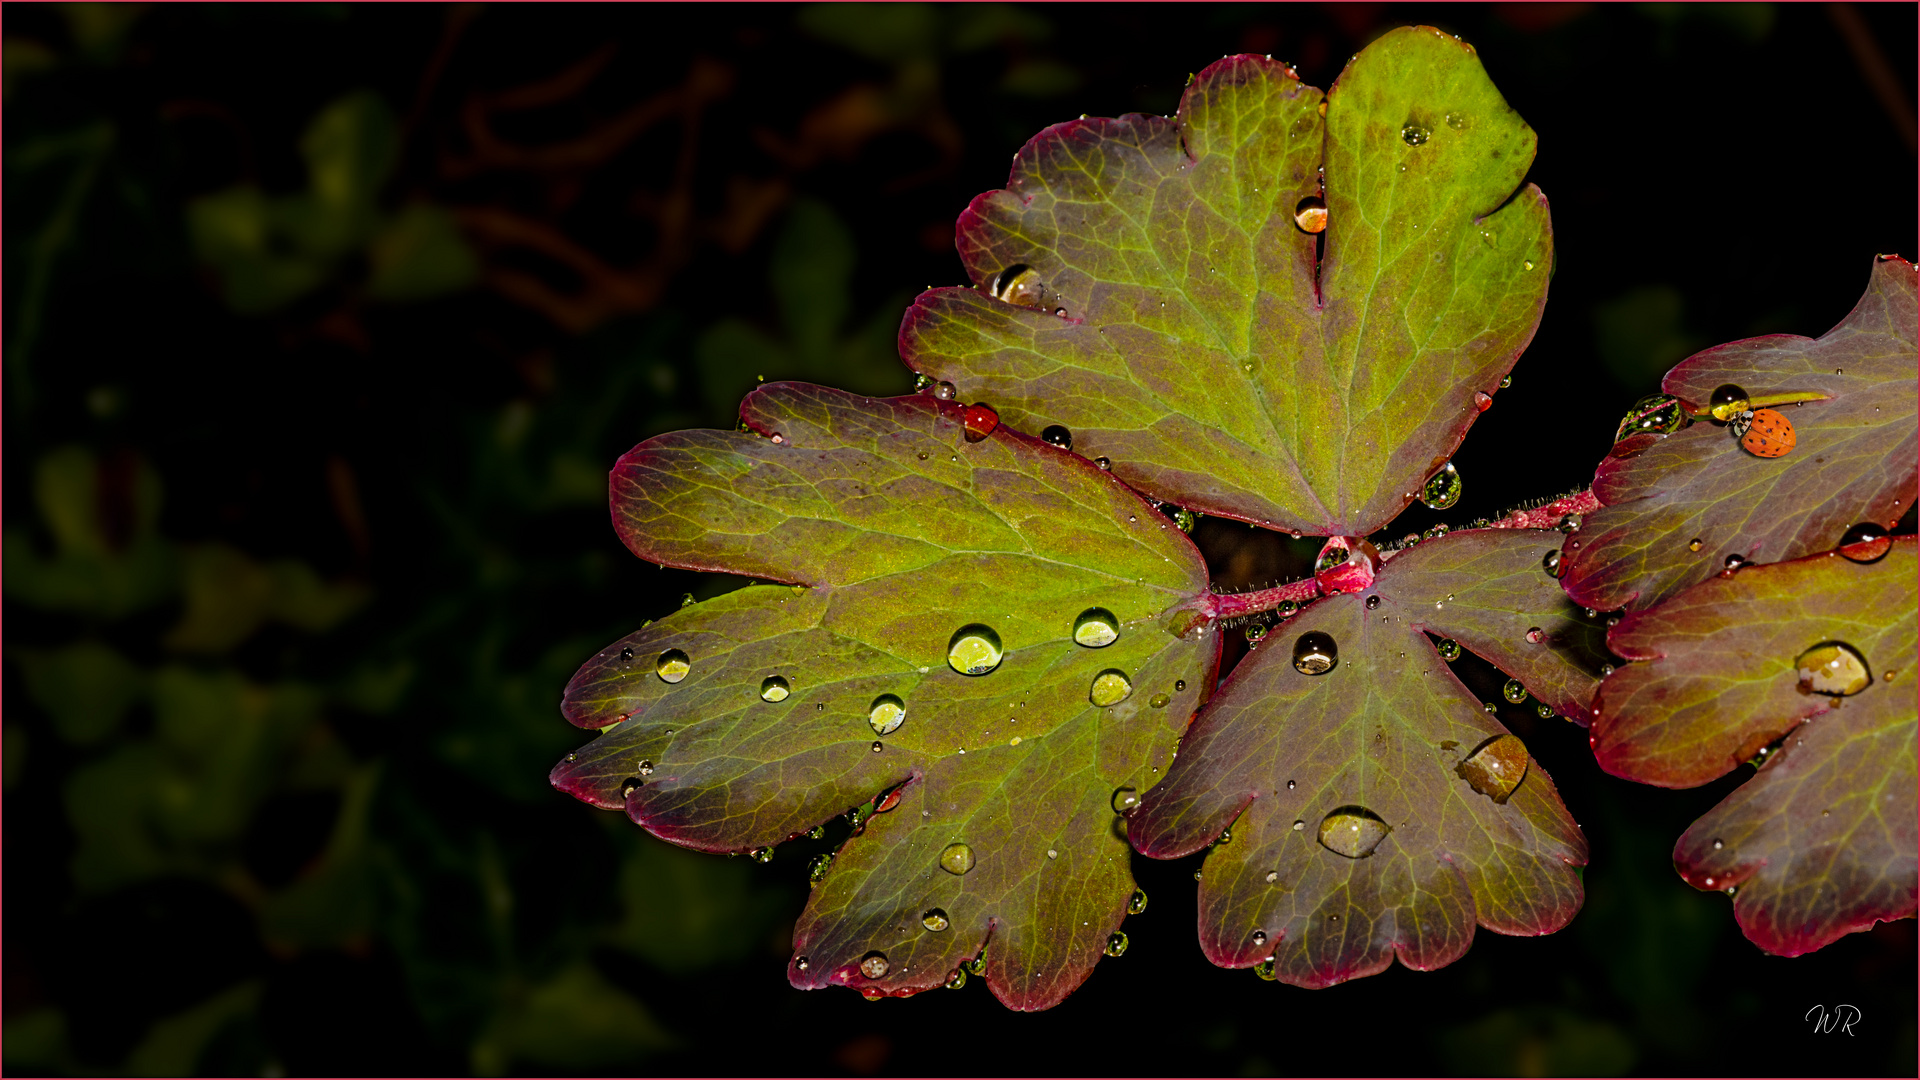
[1562, 257, 1918, 613]
[553, 383, 1215, 1010]
[1592, 539, 1916, 955]
[900, 28, 1551, 537]
[1127, 528, 1589, 988]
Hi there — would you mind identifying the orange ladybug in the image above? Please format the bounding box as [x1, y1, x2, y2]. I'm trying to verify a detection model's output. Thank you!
[1740, 407, 1796, 458]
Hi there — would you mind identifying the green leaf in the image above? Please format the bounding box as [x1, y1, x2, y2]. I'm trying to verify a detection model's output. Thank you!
[900, 29, 1550, 536]
[14, 640, 146, 746]
[1594, 539, 1916, 955]
[1128, 528, 1587, 987]
[1563, 257, 1918, 612]
[553, 383, 1212, 1008]
[367, 203, 479, 303]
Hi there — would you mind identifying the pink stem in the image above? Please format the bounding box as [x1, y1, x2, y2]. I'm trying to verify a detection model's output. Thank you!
[1202, 577, 1322, 620]
[1478, 489, 1602, 531]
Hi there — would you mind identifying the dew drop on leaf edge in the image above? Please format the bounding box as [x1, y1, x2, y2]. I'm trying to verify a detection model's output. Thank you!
[1128, 888, 1148, 915]
[1502, 678, 1529, 704]
[1437, 638, 1461, 661]
[1456, 733, 1530, 804]
[1421, 462, 1461, 510]
[1104, 931, 1130, 957]
[1839, 522, 1893, 563]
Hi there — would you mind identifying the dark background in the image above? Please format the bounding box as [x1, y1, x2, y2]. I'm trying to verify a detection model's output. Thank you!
[5, 3, 1915, 1076]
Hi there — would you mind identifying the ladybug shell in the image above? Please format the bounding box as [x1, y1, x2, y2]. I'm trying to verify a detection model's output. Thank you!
[1740, 408, 1796, 458]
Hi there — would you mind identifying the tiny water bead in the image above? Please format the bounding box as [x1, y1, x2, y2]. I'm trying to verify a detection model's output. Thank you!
[656, 649, 691, 683]
[1614, 394, 1691, 440]
[1251, 930, 1267, 947]
[619, 646, 634, 661]
[1445, 111, 1467, 129]
[1128, 889, 1148, 915]
[1502, 679, 1529, 704]
[1090, 669, 1134, 707]
[1536, 703, 1556, 718]
[808, 854, 832, 883]
[859, 952, 890, 979]
[1838, 522, 1893, 563]
[933, 381, 958, 401]
[620, 776, 643, 798]
[1723, 554, 1749, 573]
[1708, 383, 1750, 423]
[1526, 626, 1544, 644]
[1041, 424, 1074, 450]
[947, 624, 1005, 676]
[940, 842, 977, 875]
[915, 373, 934, 392]
[1292, 820, 1305, 831]
[751, 847, 774, 864]
[867, 694, 906, 736]
[1456, 734, 1530, 804]
[1318, 807, 1391, 858]
[1293, 194, 1328, 233]
[1148, 693, 1170, 708]
[1741, 408, 1795, 458]
[1073, 607, 1120, 648]
[1112, 787, 1141, 814]
[1500, 375, 1512, 389]
[922, 908, 950, 932]
[1175, 679, 1187, 692]
[1104, 932, 1130, 957]
[1421, 461, 1462, 510]
[1542, 548, 1565, 579]
[1291, 631, 1338, 675]
[1245, 624, 1269, 644]
[1365, 595, 1381, 610]
[1094, 456, 1112, 470]
[759, 675, 792, 702]
[795, 955, 810, 972]
[1688, 538, 1704, 552]
[1437, 638, 1461, 661]
[1795, 642, 1872, 696]
[1173, 508, 1198, 533]
[1557, 513, 1582, 534]
[1401, 121, 1431, 146]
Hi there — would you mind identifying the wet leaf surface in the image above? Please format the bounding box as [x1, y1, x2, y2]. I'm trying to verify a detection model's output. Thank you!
[1563, 258, 1918, 612]
[552, 383, 1213, 1009]
[1594, 539, 1917, 955]
[1128, 529, 1588, 988]
[901, 28, 1551, 537]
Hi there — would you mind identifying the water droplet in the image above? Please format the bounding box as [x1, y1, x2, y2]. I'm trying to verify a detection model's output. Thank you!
[1401, 121, 1431, 146]
[1724, 554, 1748, 572]
[760, 675, 791, 702]
[1291, 631, 1337, 675]
[656, 649, 691, 683]
[1615, 393, 1691, 440]
[1173, 508, 1197, 533]
[1094, 456, 1112, 471]
[751, 846, 774, 864]
[1523, 259, 1535, 271]
[1286, 779, 1296, 790]
[1128, 889, 1148, 914]
[1542, 548, 1565, 579]
[808, 853, 832, 883]
[1708, 384, 1750, 423]
[1254, 957, 1277, 980]
[944, 967, 968, 990]
[1292, 819, 1305, 831]
[962, 403, 1000, 442]
[1445, 111, 1466, 129]
[1425, 523, 1451, 540]
[1090, 669, 1134, 707]
[1265, 870, 1279, 883]
[1041, 424, 1073, 450]
[1502, 678, 1529, 704]
[1557, 514, 1582, 534]
[1317, 807, 1391, 858]
[1174, 679, 1187, 692]
[933, 381, 957, 401]
[1112, 787, 1140, 814]
[1251, 930, 1267, 946]
[1526, 626, 1544, 644]
[796, 955, 810, 971]
[866, 694, 907, 737]
[1421, 462, 1462, 509]
[859, 952, 890, 979]
[1073, 607, 1120, 648]
[940, 842, 976, 875]
[1795, 641, 1872, 696]
[619, 646, 634, 661]
[1293, 194, 1327, 233]
[1600, 664, 1615, 677]
[620, 776, 643, 798]
[1839, 522, 1893, 563]
[1104, 932, 1130, 957]
[1536, 703, 1555, 718]
[1473, 390, 1493, 412]
[1437, 638, 1461, 661]
[1149, 693, 1170, 708]
[1688, 537, 1704, 552]
[947, 624, 1005, 676]
[1245, 624, 1269, 645]
[921, 908, 950, 932]
[1712, 838, 1724, 850]
[915, 373, 934, 392]
[1483, 701, 1497, 714]
[871, 740, 883, 752]
[1456, 734, 1529, 803]
[1365, 595, 1381, 610]
[964, 955, 984, 975]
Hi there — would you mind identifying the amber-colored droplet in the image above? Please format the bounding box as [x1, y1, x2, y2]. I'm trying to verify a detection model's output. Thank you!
[962, 403, 1000, 442]
[1293, 194, 1327, 233]
[1740, 407, 1796, 458]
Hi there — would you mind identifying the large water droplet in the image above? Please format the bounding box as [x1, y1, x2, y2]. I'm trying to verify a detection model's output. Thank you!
[1614, 393, 1690, 440]
[1041, 424, 1073, 450]
[1128, 888, 1148, 915]
[1437, 638, 1461, 661]
[1401, 121, 1431, 146]
[1456, 733, 1530, 803]
[1293, 194, 1328, 233]
[1839, 522, 1893, 563]
[1502, 678, 1529, 704]
[1708, 383, 1750, 423]
[1542, 548, 1565, 579]
[1421, 462, 1462, 509]
[760, 675, 791, 702]
[991, 265, 1047, 308]
[922, 908, 950, 932]
[808, 853, 832, 884]
[1090, 669, 1134, 707]
[1112, 787, 1140, 814]
[656, 649, 691, 683]
[1795, 642, 1872, 696]
[1104, 931, 1130, 957]
[1291, 631, 1338, 675]
[947, 624, 1004, 676]
[962, 403, 1000, 442]
[940, 842, 976, 875]
[1073, 607, 1120, 648]
[868, 694, 906, 736]
[1317, 807, 1391, 858]
[859, 952, 890, 979]
[944, 968, 968, 990]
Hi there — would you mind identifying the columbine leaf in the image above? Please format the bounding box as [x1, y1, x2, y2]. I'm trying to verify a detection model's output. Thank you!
[1593, 539, 1917, 955]
[1562, 257, 1918, 612]
[900, 28, 1550, 536]
[1127, 527, 1588, 988]
[552, 383, 1213, 1009]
